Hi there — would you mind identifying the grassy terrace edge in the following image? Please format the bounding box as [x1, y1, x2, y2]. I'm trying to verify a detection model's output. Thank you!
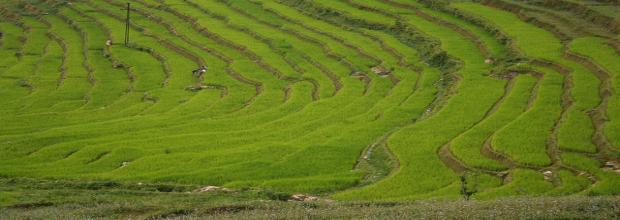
[1, 177, 619, 219]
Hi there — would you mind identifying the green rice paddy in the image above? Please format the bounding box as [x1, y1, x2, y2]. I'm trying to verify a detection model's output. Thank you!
[1, 0, 619, 208]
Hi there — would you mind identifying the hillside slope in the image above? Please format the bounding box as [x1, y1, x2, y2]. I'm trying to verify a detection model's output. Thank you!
[0, 0, 619, 204]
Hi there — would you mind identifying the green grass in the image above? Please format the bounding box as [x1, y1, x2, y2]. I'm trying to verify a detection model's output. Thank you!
[1, 0, 435, 196]
[330, 0, 505, 201]
[451, 74, 537, 170]
[1, 177, 619, 219]
[0, 17, 49, 113]
[561, 153, 620, 195]
[569, 37, 620, 150]
[474, 169, 554, 199]
[491, 66, 561, 167]
[0, 0, 619, 213]
[0, 20, 32, 110]
[454, 2, 600, 155]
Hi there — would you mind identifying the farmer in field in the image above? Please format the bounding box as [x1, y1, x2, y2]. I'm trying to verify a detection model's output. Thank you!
[192, 65, 208, 77]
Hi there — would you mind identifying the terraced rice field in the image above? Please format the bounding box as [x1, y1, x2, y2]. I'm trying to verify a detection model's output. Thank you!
[1, 0, 620, 202]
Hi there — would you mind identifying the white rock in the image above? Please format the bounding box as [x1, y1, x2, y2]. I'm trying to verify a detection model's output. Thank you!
[199, 186, 220, 192]
[198, 186, 232, 192]
[289, 194, 319, 202]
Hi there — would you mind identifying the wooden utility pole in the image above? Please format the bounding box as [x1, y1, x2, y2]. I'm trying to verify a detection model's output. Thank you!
[124, 2, 130, 46]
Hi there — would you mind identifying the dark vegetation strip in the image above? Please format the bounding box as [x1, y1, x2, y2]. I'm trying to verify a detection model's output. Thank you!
[516, 0, 620, 34]
[490, 0, 613, 39]
[2, 177, 619, 219]
[355, 0, 513, 174]
[275, 0, 459, 121]
[379, 0, 490, 58]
